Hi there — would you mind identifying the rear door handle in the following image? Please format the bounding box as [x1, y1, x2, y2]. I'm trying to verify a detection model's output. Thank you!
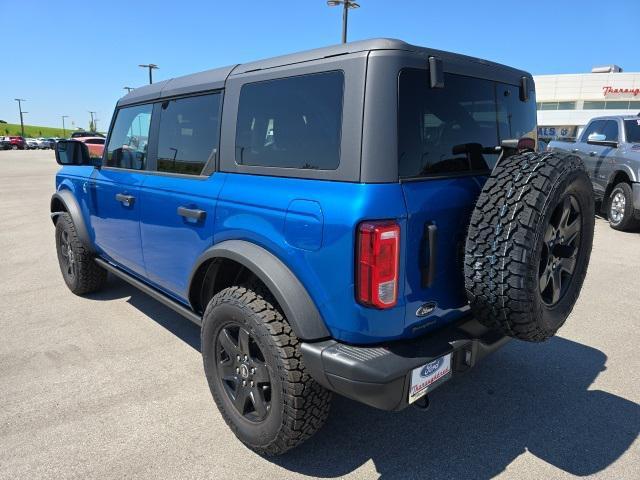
[115, 193, 135, 206]
[177, 206, 206, 221]
[571, 148, 580, 153]
[421, 223, 438, 288]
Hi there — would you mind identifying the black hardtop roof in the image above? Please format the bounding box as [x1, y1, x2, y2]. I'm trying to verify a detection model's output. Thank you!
[118, 38, 530, 107]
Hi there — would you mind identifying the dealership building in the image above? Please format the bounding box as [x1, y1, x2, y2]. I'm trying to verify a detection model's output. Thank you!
[534, 66, 640, 142]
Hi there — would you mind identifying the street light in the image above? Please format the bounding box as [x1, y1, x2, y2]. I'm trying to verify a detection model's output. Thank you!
[138, 64, 159, 84]
[14, 98, 26, 137]
[327, 0, 360, 44]
[61, 115, 69, 138]
[123, 86, 134, 93]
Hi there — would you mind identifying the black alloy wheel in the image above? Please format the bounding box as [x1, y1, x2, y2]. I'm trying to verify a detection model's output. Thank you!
[215, 323, 272, 422]
[58, 228, 77, 281]
[538, 194, 581, 306]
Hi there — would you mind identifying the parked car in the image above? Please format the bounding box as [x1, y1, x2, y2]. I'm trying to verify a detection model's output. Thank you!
[51, 38, 594, 455]
[71, 130, 105, 139]
[0, 137, 12, 150]
[72, 136, 105, 158]
[548, 114, 640, 231]
[35, 138, 51, 149]
[7, 136, 26, 150]
[25, 138, 39, 149]
[45, 138, 59, 149]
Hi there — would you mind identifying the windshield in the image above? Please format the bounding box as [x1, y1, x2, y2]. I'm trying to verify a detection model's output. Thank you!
[398, 70, 536, 178]
[624, 119, 640, 143]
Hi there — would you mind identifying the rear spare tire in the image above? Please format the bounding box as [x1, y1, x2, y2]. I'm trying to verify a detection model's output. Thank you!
[464, 152, 594, 342]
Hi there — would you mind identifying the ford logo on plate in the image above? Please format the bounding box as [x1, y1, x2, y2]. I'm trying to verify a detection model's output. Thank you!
[416, 302, 437, 317]
[420, 358, 443, 377]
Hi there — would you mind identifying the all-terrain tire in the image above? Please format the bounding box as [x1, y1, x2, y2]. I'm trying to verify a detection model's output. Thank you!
[464, 152, 595, 341]
[607, 182, 639, 231]
[55, 212, 107, 295]
[201, 286, 331, 455]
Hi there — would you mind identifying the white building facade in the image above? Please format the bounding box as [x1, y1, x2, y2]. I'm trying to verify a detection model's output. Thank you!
[534, 67, 640, 142]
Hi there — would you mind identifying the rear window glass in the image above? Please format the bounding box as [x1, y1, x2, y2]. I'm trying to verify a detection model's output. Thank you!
[624, 119, 640, 143]
[156, 93, 221, 175]
[235, 71, 344, 170]
[398, 69, 536, 178]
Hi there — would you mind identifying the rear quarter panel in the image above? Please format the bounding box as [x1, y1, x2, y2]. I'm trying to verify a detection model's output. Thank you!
[215, 173, 410, 344]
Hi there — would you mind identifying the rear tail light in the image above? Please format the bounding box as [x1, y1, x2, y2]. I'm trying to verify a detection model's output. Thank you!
[357, 221, 400, 308]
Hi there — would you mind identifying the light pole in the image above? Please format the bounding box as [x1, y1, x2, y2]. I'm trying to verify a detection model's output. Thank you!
[61, 115, 69, 138]
[124, 86, 134, 93]
[327, 0, 360, 44]
[138, 64, 158, 84]
[14, 98, 26, 137]
[88, 111, 96, 132]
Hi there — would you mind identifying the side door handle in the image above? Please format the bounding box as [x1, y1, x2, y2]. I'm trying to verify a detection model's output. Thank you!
[115, 193, 135, 207]
[589, 151, 597, 157]
[571, 148, 580, 153]
[421, 223, 438, 288]
[177, 206, 206, 221]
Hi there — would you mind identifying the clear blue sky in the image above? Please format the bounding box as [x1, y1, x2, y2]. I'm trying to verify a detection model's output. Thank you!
[1, 0, 637, 131]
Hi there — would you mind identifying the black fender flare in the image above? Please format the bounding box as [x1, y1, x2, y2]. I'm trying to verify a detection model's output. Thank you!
[50, 190, 94, 252]
[189, 240, 330, 341]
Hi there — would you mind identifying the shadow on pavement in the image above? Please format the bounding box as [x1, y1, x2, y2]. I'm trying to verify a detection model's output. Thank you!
[87, 276, 202, 351]
[89, 276, 640, 479]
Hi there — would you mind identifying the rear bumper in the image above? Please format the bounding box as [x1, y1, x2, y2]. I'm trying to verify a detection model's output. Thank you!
[301, 316, 509, 411]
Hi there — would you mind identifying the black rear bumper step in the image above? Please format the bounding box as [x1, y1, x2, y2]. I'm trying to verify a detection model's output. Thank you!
[301, 316, 509, 411]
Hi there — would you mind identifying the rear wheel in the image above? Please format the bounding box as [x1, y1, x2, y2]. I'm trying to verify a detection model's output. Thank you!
[607, 182, 639, 231]
[465, 152, 595, 341]
[201, 286, 331, 455]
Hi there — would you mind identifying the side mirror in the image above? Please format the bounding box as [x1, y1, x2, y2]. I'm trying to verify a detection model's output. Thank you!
[55, 140, 92, 166]
[587, 133, 618, 148]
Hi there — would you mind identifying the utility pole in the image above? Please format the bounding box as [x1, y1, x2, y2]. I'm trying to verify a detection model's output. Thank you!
[14, 98, 26, 137]
[138, 64, 159, 84]
[88, 111, 96, 132]
[61, 115, 69, 138]
[327, 1, 360, 43]
[123, 86, 134, 93]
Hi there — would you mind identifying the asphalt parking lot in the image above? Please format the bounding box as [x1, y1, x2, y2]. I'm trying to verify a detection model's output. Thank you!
[1, 149, 638, 480]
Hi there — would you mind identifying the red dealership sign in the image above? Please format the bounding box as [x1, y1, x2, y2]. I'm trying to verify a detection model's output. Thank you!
[603, 86, 640, 97]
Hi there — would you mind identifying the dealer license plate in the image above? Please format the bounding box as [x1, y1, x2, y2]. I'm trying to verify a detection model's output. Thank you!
[408, 353, 452, 404]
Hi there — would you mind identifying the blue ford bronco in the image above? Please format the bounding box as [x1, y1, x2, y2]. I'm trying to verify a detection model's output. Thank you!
[51, 39, 595, 455]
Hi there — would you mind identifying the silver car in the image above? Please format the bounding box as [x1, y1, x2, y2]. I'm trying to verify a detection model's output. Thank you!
[548, 114, 640, 231]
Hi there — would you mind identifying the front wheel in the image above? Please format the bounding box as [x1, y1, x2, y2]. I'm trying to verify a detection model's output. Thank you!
[201, 286, 331, 455]
[608, 182, 639, 231]
[55, 212, 107, 294]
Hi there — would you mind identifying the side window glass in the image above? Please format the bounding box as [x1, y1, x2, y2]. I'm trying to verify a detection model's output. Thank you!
[235, 71, 344, 170]
[156, 93, 221, 175]
[602, 121, 619, 142]
[106, 104, 152, 170]
[581, 120, 604, 142]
